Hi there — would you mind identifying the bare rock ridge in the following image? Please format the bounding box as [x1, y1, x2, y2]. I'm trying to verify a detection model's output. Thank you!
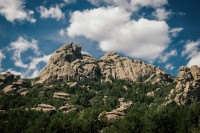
[37, 43, 171, 84]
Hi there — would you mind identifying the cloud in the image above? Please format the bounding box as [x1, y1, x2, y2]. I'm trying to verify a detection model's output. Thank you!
[7, 54, 51, 78]
[81, 51, 91, 56]
[29, 55, 51, 70]
[165, 63, 175, 70]
[181, 40, 200, 67]
[187, 53, 200, 67]
[64, 0, 76, 4]
[9, 37, 39, 68]
[1, 68, 38, 78]
[152, 8, 171, 21]
[8, 37, 53, 78]
[88, 0, 168, 12]
[1, 69, 23, 76]
[170, 28, 183, 37]
[67, 7, 170, 60]
[182, 40, 200, 58]
[160, 50, 177, 62]
[59, 29, 66, 37]
[0, 0, 36, 23]
[38, 5, 64, 20]
[0, 50, 5, 71]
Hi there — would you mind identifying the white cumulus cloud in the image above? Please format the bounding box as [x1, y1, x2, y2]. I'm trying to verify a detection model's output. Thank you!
[170, 28, 183, 37]
[187, 53, 200, 67]
[59, 29, 67, 37]
[38, 5, 64, 20]
[160, 49, 177, 62]
[8, 37, 52, 78]
[182, 40, 200, 58]
[9, 37, 39, 68]
[181, 40, 200, 67]
[165, 63, 175, 70]
[29, 55, 51, 70]
[0, 0, 36, 23]
[81, 51, 91, 56]
[88, 0, 168, 12]
[153, 8, 171, 21]
[67, 7, 170, 60]
[64, 0, 76, 4]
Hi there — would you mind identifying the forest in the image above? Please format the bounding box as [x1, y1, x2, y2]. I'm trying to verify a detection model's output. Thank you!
[1, 79, 200, 133]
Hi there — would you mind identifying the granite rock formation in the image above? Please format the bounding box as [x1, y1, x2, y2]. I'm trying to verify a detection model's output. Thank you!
[37, 43, 100, 83]
[37, 43, 172, 84]
[173, 66, 200, 105]
[0, 72, 29, 93]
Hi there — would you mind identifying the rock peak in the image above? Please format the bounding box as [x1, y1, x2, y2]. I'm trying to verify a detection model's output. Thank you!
[101, 52, 120, 61]
[50, 43, 82, 63]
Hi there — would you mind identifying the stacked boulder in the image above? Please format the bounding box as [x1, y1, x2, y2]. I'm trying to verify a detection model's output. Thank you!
[0, 72, 29, 94]
[173, 66, 200, 105]
[98, 98, 133, 123]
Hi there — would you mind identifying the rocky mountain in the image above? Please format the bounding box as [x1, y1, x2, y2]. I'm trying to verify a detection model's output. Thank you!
[37, 43, 172, 84]
[1, 43, 200, 132]
[36, 43, 200, 106]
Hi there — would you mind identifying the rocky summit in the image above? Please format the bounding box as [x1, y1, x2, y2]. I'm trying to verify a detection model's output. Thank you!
[37, 43, 172, 84]
[37, 43, 100, 83]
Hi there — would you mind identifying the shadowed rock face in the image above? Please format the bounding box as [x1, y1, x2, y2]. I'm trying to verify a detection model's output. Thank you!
[37, 43, 172, 84]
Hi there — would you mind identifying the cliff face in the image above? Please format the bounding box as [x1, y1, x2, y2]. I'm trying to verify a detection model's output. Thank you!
[37, 43, 171, 84]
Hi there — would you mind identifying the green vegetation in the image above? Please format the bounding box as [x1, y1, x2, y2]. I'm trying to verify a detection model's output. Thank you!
[0, 79, 200, 133]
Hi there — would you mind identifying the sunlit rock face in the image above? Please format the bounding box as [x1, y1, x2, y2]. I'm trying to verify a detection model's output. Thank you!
[37, 43, 100, 83]
[37, 43, 172, 84]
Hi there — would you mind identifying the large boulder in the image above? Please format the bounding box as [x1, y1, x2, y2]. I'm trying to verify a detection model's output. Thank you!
[53, 92, 70, 100]
[31, 104, 56, 113]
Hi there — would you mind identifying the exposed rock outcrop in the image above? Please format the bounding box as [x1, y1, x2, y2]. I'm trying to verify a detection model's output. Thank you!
[98, 98, 133, 123]
[67, 82, 78, 88]
[53, 92, 70, 100]
[31, 104, 56, 113]
[0, 72, 29, 93]
[58, 104, 77, 113]
[172, 66, 200, 105]
[145, 67, 173, 84]
[0, 72, 20, 86]
[98, 52, 157, 82]
[37, 43, 172, 84]
[37, 44, 100, 83]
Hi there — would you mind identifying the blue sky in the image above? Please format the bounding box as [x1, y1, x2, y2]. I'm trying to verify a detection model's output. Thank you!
[0, 0, 200, 78]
